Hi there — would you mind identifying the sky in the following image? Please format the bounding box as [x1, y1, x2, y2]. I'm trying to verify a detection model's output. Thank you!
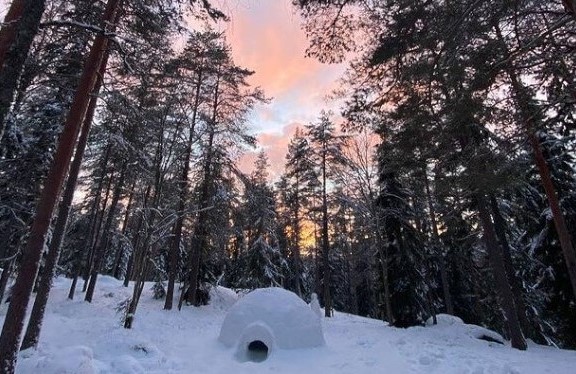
[0, 0, 345, 180]
[212, 0, 345, 179]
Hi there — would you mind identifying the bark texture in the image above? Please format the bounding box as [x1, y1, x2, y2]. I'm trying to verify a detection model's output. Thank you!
[0, 1, 122, 370]
[476, 194, 527, 350]
[0, 0, 46, 141]
[20, 50, 110, 349]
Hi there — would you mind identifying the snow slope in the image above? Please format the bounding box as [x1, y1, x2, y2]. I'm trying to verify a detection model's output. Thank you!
[1, 276, 575, 374]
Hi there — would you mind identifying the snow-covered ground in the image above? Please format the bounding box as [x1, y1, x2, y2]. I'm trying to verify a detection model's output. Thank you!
[1, 276, 575, 373]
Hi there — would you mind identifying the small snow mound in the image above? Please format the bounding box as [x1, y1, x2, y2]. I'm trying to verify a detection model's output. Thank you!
[19, 345, 96, 374]
[467, 325, 504, 344]
[425, 314, 464, 326]
[110, 355, 146, 374]
[219, 287, 325, 355]
[425, 314, 505, 345]
[210, 286, 239, 309]
[98, 275, 123, 287]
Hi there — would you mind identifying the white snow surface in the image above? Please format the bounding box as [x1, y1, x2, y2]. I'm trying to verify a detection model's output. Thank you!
[218, 287, 324, 352]
[1, 276, 575, 373]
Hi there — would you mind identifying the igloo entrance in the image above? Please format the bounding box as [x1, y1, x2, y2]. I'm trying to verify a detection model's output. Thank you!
[247, 340, 268, 362]
[218, 288, 325, 362]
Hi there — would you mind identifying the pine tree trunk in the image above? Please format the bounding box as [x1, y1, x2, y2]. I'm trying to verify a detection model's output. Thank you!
[165, 70, 202, 310]
[496, 24, 576, 303]
[0, 0, 46, 141]
[527, 132, 576, 298]
[0, 0, 122, 370]
[476, 194, 527, 350]
[489, 195, 534, 339]
[20, 49, 110, 349]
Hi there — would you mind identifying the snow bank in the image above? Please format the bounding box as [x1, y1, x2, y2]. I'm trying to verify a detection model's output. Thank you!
[218, 287, 325, 359]
[426, 313, 504, 344]
[425, 314, 464, 326]
[210, 286, 239, 310]
[8, 279, 576, 374]
[18, 346, 96, 374]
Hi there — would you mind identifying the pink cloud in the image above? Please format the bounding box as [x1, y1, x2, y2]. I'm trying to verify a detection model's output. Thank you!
[218, 0, 345, 181]
[221, 0, 344, 118]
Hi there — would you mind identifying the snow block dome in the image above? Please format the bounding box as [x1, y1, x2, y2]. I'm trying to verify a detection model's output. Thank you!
[219, 288, 325, 361]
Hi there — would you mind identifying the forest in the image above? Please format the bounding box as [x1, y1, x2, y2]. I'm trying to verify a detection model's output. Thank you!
[0, 0, 575, 372]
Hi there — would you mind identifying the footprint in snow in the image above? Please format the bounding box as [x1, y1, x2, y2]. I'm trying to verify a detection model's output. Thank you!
[418, 355, 437, 366]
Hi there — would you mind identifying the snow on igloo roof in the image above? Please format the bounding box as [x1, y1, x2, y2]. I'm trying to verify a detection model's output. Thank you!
[218, 287, 325, 350]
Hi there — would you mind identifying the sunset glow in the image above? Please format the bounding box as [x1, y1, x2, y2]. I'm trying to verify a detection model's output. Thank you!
[215, 0, 345, 179]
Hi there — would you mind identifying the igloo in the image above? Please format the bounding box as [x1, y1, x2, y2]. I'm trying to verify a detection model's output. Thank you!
[218, 287, 325, 362]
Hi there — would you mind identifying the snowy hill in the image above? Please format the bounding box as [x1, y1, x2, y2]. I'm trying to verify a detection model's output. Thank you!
[2, 277, 575, 374]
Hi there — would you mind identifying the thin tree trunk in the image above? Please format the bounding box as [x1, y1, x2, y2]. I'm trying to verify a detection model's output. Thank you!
[321, 144, 331, 317]
[68, 141, 112, 299]
[20, 49, 111, 349]
[124, 254, 151, 329]
[112, 182, 135, 279]
[181, 230, 204, 308]
[124, 184, 152, 287]
[0, 0, 122, 369]
[181, 146, 212, 308]
[476, 194, 527, 350]
[124, 112, 167, 323]
[182, 73, 219, 308]
[293, 180, 303, 297]
[85, 164, 127, 302]
[423, 168, 454, 315]
[165, 70, 203, 310]
[0, 259, 15, 304]
[125, 187, 161, 324]
[375, 211, 394, 323]
[0, 0, 46, 141]
[83, 169, 114, 292]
